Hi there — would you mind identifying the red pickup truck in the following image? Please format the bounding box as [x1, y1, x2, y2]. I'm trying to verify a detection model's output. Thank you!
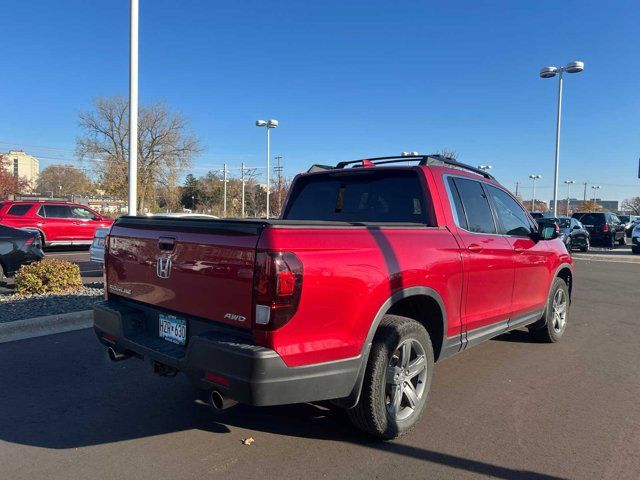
[95, 155, 573, 439]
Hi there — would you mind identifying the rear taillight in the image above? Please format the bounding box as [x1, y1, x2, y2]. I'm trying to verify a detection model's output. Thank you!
[252, 251, 303, 330]
[601, 224, 609, 232]
[103, 235, 109, 300]
[24, 237, 35, 247]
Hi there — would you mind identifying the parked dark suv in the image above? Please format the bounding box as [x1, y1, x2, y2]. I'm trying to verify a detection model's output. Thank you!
[571, 212, 626, 248]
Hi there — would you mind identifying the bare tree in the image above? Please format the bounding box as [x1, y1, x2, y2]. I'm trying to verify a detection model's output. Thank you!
[436, 149, 459, 160]
[621, 197, 640, 215]
[76, 96, 202, 211]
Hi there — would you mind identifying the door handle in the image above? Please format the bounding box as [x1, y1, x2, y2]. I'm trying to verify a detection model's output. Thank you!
[514, 247, 524, 253]
[467, 244, 483, 253]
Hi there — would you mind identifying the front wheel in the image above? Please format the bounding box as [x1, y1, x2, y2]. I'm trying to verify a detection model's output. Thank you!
[347, 315, 434, 439]
[528, 278, 570, 343]
[618, 235, 626, 246]
[580, 238, 590, 252]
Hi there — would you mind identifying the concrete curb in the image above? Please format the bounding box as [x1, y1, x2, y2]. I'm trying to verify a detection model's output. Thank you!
[0, 310, 93, 344]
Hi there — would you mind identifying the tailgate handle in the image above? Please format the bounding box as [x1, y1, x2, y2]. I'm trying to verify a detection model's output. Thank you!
[158, 236, 176, 251]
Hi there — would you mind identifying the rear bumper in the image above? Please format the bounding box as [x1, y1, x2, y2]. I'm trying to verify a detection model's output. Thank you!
[93, 300, 361, 406]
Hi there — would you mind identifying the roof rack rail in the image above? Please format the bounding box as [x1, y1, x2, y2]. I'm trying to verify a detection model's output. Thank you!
[334, 154, 495, 179]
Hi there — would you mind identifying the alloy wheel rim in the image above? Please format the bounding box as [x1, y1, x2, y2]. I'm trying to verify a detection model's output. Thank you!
[385, 339, 427, 421]
[552, 288, 567, 332]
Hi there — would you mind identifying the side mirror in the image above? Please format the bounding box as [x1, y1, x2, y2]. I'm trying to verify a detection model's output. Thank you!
[540, 226, 559, 240]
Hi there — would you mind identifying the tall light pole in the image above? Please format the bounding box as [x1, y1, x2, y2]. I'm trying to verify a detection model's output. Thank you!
[221, 163, 228, 217]
[128, 0, 139, 215]
[564, 180, 575, 215]
[539, 60, 584, 217]
[529, 174, 542, 211]
[256, 119, 278, 218]
[591, 185, 601, 203]
[241, 162, 246, 218]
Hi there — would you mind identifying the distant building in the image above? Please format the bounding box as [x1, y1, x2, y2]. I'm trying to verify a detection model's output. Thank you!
[0, 150, 39, 190]
[550, 197, 619, 213]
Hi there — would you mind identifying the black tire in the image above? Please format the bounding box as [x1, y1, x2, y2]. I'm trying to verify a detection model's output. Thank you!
[608, 234, 616, 249]
[618, 234, 626, 246]
[632, 246, 640, 255]
[528, 278, 570, 343]
[579, 238, 590, 253]
[347, 314, 434, 440]
[0, 262, 5, 285]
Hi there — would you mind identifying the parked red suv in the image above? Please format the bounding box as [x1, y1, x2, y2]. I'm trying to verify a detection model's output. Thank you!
[95, 155, 573, 439]
[0, 201, 113, 247]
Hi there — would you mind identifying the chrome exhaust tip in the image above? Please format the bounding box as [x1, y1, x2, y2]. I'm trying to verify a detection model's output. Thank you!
[209, 390, 237, 410]
[107, 346, 130, 362]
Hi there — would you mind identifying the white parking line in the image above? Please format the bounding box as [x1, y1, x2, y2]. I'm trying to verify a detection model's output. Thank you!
[573, 256, 640, 265]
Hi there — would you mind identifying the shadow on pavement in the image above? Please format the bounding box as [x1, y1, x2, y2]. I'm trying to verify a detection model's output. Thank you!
[0, 329, 566, 479]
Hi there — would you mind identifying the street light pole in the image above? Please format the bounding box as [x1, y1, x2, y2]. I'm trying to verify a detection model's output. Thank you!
[591, 185, 601, 203]
[241, 162, 245, 218]
[266, 128, 270, 218]
[222, 163, 227, 217]
[529, 174, 541, 211]
[552, 71, 563, 218]
[256, 119, 279, 219]
[128, 0, 139, 216]
[540, 61, 584, 217]
[564, 180, 575, 215]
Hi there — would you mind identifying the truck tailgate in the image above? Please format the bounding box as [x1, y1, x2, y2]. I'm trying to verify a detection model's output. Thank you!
[106, 217, 266, 329]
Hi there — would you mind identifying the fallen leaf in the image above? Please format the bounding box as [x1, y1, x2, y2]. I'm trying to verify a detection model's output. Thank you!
[242, 437, 254, 445]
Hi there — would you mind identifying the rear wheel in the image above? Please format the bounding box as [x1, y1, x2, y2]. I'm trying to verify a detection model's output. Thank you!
[528, 278, 570, 343]
[347, 315, 434, 439]
[0, 263, 5, 285]
[618, 234, 626, 246]
[632, 246, 640, 255]
[608, 234, 616, 249]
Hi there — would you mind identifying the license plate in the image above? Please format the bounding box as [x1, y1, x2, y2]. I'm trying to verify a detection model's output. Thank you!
[159, 314, 187, 345]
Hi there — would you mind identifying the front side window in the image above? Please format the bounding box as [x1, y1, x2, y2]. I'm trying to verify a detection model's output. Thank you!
[452, 177, 496, 234]
[71, 207, 94, 219]
[43, 205, 73, 218]
[7, 204, 33, 216]
[485, 185, 532, 236]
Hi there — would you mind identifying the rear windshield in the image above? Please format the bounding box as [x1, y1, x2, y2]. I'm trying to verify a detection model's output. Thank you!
[573, 213, 605, 226]
[283, 170, 432, 224]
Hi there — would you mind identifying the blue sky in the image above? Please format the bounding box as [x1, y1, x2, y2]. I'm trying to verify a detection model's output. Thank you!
[1, 0, 639, 202]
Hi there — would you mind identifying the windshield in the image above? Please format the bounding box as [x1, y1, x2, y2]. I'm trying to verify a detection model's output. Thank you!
[618, 215, 630, 223]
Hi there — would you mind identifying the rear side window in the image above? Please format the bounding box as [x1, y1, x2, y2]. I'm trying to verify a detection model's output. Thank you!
[7, 204, 33, 216]
[486, 185, 532, 236]
[451, 177, 496, 234]
[43, 205, 73, 218]
[283, 170, 431, 223]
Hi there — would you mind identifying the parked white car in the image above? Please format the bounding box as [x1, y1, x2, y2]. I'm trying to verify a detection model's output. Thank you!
[89, 227, 110, 264]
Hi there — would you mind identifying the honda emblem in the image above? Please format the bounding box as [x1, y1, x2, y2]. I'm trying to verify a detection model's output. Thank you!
[156, 255, 172, 279]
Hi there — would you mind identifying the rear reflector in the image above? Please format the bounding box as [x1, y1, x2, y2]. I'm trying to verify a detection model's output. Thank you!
[101, 332, 116, 342]
[204, 372, 229, 387]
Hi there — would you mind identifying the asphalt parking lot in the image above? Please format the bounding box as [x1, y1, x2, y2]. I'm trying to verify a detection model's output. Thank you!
[1, 253, 638, 480]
